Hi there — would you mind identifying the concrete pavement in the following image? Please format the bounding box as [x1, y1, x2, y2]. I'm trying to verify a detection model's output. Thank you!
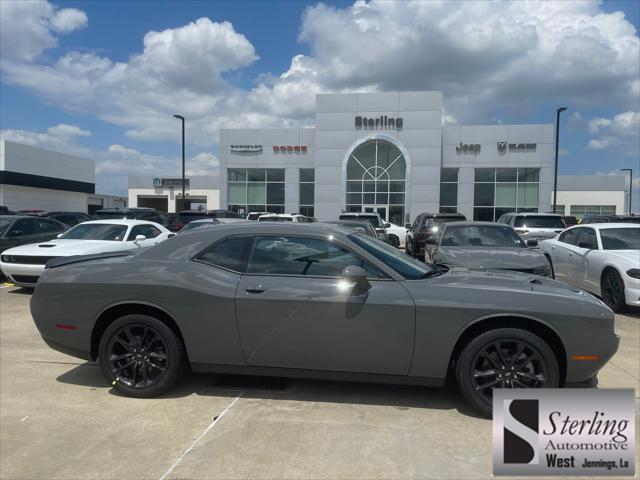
[0, 286, 638, 479]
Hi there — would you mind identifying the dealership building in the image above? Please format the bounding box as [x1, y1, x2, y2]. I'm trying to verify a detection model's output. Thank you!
[123, 90, 632, 224]
[212, 91, 555, 224]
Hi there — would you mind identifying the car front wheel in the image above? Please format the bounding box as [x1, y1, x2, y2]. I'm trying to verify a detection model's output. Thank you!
[456, 328, 559, 417]
[601, 269, 625, 312]
[388, 234, 400, 248]
[98, 314, 186, 397]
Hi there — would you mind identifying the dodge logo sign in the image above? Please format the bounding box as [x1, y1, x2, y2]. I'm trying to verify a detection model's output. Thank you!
[273, 145, 307, 153]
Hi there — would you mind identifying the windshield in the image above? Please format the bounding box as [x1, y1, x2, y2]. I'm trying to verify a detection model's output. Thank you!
[349, 234, 435, 280]
[514, 216, 565, 229]
[62, 223, 128, 241]
[441, 225, 525, 248]
[180, 221, 218, 232]
[178, 213, 209, 222]
[600, 228, 640, 250]
[339, 215, 381, 227]
[0, 218, 12, 232]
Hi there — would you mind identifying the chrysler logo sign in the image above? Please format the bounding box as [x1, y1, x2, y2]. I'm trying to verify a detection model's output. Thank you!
[230, 145, 262, 153]
[355, 115, 403, 130]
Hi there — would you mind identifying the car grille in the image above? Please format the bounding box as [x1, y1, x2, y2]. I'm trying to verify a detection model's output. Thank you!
[0, 255, 59, 264]
[10, 275, 39, 284]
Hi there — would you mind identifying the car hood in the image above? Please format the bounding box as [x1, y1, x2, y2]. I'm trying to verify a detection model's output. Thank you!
[430, 265, 600, 303]
[435, 247, 547, 269]
[1, 239, 129, 257]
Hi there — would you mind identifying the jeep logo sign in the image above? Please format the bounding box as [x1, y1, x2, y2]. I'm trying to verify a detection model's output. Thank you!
[456, 142, 481, 155]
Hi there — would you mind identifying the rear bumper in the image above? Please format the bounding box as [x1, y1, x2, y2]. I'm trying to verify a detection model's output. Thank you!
[42, 336, 93, 362]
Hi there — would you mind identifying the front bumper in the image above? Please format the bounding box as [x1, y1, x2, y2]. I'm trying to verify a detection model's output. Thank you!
[624, 284, 640, 306]
[0, 262, 45, 286]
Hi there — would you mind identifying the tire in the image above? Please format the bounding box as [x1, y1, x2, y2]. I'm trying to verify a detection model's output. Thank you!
[601, 269, 625, 313]
[98, 314, 186, 398]
[405, 237, 413, 256]
[388, 234, 400, 248]
[456, 328, 559, 418]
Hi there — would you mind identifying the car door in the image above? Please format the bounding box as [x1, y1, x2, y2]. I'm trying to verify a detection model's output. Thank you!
[3, 218, 40, 249]
[235, 234, 415, 375]
[548, 228, 582, 282]
[569, 227, 600, 291]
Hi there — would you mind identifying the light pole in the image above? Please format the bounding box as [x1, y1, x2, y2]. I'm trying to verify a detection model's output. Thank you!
[553, 107, 567, 213]
[621, 168, 633, 214]
[173, 114, 185, 211]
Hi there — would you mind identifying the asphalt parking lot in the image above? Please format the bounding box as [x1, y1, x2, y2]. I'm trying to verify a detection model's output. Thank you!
[0, 286, 638, 480]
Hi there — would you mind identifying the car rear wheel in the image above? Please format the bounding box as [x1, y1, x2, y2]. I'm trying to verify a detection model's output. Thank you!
[601, 269, 625, 312]
[388, 234, 400, 248]
[456, 328, 559, 417]
[98, 314, 186, 397]
[544, 254, 555, 279]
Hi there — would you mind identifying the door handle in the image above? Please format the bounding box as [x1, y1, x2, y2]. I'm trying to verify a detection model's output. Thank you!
[245, 286, 265, 294]
[568, 252, 574, 256]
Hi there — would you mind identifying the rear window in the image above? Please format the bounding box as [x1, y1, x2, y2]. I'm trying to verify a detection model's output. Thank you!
[434, 215, 466, 224]
[514, 216, 565, 229]
[258, 216, 292, 222]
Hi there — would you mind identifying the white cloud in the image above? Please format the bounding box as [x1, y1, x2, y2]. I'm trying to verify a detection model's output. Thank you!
[587, 138, 612, 149]
[0, 124, 91, 155]
[3, 0, 639, 149]
[46, 123, 91, 137]
[0, 0, 87, 61]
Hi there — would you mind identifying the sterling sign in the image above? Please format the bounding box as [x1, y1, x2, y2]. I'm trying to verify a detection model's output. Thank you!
[355, 115, 403, 130]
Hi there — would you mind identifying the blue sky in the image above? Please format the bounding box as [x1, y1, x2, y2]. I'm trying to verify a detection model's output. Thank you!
[1, 0, 639, 208]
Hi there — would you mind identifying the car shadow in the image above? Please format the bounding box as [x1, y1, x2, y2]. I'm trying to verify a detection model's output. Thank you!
[56, 362, 486, 419]
[7, 287, 33, 295]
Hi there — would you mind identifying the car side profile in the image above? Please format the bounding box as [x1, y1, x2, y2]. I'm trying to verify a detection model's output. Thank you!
[31, 223, 618, 417]
[540, 223, 640, 312]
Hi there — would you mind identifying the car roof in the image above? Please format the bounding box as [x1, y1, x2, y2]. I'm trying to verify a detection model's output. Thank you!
[441, 221, 511, 228]
[511, 212, 562, 217]
[579, 222, 639, 229]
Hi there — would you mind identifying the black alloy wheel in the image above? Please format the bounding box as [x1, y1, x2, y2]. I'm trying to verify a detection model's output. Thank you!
[99, 314, 185, 397]
[601, 269, 625, 312]
[456, 328, 559, 417]
[388, 234, 400, 248]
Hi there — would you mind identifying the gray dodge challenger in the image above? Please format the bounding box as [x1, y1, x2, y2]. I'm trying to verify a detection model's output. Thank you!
[30, 223, 619, 416]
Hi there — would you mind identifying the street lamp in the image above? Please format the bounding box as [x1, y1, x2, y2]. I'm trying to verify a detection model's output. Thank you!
[173, 114, 185, 211]
[553, 107, 567, 213]
[621, 168, 633, 214]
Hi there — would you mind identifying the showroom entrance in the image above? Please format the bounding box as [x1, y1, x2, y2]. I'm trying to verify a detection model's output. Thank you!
[345, 138, 406, 225]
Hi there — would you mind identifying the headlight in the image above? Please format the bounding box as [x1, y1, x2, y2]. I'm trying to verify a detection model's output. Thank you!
[627, 268, 640, 279]
[1, 255, 12, 263]
[532, 265, 552, 277]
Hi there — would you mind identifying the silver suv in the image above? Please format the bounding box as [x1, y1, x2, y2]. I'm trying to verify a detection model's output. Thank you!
[497, 212, 566, 243]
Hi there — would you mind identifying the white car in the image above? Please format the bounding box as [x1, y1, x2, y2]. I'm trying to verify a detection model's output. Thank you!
[0, 219, 172, 287]
[540, 223, 639, 312]
[384, 222, 407, 248]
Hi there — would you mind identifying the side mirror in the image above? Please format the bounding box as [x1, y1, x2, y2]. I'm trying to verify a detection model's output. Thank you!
[526, 239, 538, 247]
[425, 237, 438, 245]
[167, 233, 175, 238]
[7, 230, 23, 237]
[56, 233, 64, 239]
[341, 265, 371, 292]
[133, 234, 146, 244]
[404, 223, 411, 229]
[384, 223, 391, 228]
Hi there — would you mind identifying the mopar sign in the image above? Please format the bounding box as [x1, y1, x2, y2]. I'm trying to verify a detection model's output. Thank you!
[153, 178, 189, 188]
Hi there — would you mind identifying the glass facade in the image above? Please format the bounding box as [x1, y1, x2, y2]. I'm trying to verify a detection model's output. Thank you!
[345, 139, 406, 225]
[299, 168, 315, 217]
[473, 168, 540, 221]
[570, 205, 616, 220]
[228, 168, 285, 215]
[439, 168, 459, 213]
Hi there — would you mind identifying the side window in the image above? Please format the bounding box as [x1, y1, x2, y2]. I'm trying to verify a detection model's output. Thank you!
[37, 219, 65, 233]
[127, 225, 162, 241]
[577, 228, 598, 249]
[558, 228, 581, 246]
[8, 218, 37, 236]
[196, 236, 252, 273]
[248, 236, 384, 278]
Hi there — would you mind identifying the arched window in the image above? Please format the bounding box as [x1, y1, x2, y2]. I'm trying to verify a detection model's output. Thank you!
[345, 139, 406, 225]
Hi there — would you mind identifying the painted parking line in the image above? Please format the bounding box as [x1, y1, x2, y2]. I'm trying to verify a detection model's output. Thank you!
[1, 283, 15, 288]
[158, 393, 243, 480]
